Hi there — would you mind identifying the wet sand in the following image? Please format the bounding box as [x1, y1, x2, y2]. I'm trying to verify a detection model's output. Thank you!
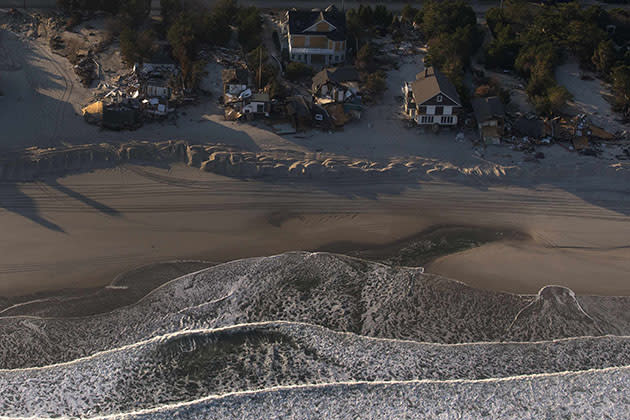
[0, 163, 629, 297]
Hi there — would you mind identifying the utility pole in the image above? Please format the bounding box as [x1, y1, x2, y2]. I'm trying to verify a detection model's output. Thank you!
[258, 47, 262, 90]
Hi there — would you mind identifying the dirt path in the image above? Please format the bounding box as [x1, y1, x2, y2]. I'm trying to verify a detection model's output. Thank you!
[0, 30, 93, 148]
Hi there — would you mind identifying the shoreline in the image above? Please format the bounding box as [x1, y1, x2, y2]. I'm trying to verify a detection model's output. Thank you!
[1, 164, 629, 298]
[0, 226, 526, 317]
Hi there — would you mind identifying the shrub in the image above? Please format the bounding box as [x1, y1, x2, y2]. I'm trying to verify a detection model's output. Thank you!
[364, 71, 387, 99]
[285, 62, 312, 81]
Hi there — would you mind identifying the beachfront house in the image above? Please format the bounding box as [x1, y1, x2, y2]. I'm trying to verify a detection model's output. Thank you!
[472, 96, 505, 144]
[312, 66, 360, 104]
[402, 67, 461, 127]
[285, 5, 347, 67]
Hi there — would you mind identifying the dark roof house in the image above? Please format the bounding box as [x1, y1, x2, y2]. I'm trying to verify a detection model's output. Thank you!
[286, 5, 348, 67]
[472, 96, 505, 143]
[472, 96, 504, 123]
[312, 66, 360, 92]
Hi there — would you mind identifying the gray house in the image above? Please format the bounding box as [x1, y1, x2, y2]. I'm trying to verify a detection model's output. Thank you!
[472, 96, 505, 144]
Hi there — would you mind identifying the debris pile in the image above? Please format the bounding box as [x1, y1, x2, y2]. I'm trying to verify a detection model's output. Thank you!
[73, 52, 97, 87]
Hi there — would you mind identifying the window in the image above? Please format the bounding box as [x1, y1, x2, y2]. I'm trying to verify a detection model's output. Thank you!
[420, 115, 434, 124]
[441, 116, 454, 124]
[437, 95, 443, 102]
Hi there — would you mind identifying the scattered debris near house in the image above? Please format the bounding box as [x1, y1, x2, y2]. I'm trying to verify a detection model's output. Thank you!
[285, 95, 330, 131]
[242, 93, 271, 118]
[472, 96, 505, 144]
[312, 66, 360, 104]
[81, 53, 179, 130]
[402, 67, 461, 128]
[312, 66, 363, 126]
[222, 68, 251, 101]
[73, 51, 98, 87]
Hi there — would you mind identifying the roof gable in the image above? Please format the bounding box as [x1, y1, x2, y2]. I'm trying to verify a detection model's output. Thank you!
[287, 5, 346, 38]
[411, 67, 461, 106]
[305, 18, 336, 32]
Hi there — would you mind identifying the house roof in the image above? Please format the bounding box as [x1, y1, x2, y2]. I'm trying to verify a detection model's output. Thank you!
[472, 96, 504, 122]
[222, 68, 249, 85]
[411, 67, 461, 106]
[312, 66, 360, 91]
[287, 5, 346, 41]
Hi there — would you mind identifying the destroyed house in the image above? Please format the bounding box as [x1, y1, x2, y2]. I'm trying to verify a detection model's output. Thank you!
[472, 96, 505, 143]
[242, 93, 270, 117]
[144, 78, 171, 98]
[140, 53, 177, 76]
[286, 5, 347, 67]
[312, 66, 360, 104]
[403, 67, 461, 126]
[222, 68, 250, 97]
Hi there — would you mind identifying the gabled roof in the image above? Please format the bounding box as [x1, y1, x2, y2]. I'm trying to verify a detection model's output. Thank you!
[287, 5, 346, 41]
[472, 96, 504, 122]
[222, 68, 249, 85]
[411, 67, 461, 106]
[312, 66, 360, 91]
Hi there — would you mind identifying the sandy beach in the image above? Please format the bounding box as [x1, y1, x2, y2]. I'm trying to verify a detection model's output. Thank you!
[0, 163, 628, 297]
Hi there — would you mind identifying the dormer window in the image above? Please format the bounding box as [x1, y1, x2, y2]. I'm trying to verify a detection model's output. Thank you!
[437, 95, 443, 102]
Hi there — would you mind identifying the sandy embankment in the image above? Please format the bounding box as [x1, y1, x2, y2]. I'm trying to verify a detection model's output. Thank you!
[0, 163, 629, 297]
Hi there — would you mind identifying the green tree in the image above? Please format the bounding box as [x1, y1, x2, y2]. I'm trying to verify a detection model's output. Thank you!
[285, 62, 313, 81]
[237, 7, 262, 52]
[119, 28, 139, 64]
[401, 4, 419, 23]
[592, 40, 616, 76]
[420, 0, 476, 39]
[611, 65, 630, 116]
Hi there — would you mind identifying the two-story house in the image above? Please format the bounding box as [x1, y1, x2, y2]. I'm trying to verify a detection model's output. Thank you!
[285, 5, 347, 67]
[402, 67, 461, 126]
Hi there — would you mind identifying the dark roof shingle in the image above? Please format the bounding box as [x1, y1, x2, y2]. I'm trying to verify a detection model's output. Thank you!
[472, 96, 504, 122]
[411, 67, 461, 106]
[312, 66, 359, 91]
